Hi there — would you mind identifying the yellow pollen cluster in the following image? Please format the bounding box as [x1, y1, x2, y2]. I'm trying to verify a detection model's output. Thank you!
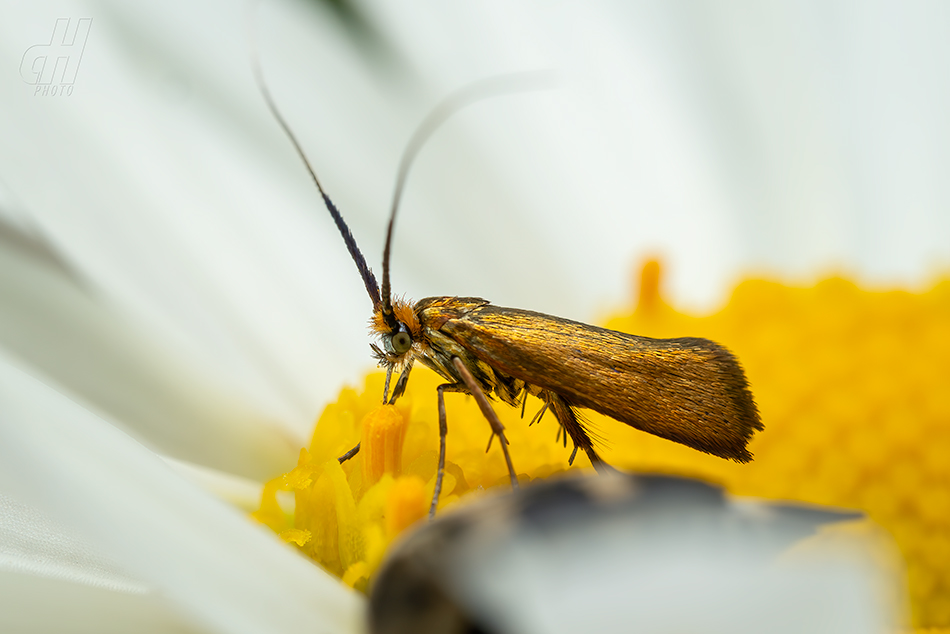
[254, 262, 949, 631]
[603, 261, 950, 630]
[252, 369, 585, 591]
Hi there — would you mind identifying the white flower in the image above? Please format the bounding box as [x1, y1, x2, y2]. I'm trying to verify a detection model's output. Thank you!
[0, 1, 945, 632]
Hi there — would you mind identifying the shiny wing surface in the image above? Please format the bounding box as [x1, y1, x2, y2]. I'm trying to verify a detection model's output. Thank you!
[436, 303, 762, 461]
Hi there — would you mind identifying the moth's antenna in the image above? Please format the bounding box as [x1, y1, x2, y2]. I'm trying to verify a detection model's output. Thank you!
[380, 70, 558, 320]
[249, 8, 381, 310]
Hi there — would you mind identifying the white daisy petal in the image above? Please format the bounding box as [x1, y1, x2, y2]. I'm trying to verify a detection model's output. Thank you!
[0, 216, 301, 480]
[0, 492, 193, 633]
[0, 569, 198, 634]
[0, 355, 364, 634]
[0, 491, 143, 593]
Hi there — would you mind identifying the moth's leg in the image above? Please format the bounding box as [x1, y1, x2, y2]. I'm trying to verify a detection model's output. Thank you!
[387, 360, 414, 405]
[451, 357, 519, 490]
[527, 400, 569, 447]
[343, 363, 413, 465]
[432, 382, 465, 519]
[337, 443, 361, 464]
[545, 391, 611, 473]
[381, 365, 394, 403]
[529, 402, 549, 426]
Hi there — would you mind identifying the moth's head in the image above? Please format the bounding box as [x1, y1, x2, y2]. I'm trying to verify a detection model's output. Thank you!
[370, 297, 423, 367]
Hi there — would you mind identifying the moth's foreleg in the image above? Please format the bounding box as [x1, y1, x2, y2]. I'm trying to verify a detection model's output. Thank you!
[337, 442, 360, 464]
[387, 360, 413, 405]
[381, 366, 393, 403]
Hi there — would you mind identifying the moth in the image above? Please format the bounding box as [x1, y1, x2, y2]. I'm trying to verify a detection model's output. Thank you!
[252, 67, 762, 517]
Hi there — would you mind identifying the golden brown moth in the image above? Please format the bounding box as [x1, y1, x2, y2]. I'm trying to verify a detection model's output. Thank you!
[250, 65, 762, 517]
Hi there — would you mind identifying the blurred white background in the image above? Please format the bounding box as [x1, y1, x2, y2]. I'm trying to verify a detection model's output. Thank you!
[1, 0, 948, 451]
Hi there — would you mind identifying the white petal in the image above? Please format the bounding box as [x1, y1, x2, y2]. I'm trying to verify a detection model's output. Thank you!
[0, 492, 196, 633]
[0, 569, 199, 634]
[0, 3, 372, 436]
[163, 458, 264, 513]
[0, 354, 364, 634]
[0, 491, 144, 593]
[0, 222, 301, 480]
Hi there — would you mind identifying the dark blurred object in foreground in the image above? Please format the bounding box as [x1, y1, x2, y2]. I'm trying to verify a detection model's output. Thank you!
[370, 471, 897, 634]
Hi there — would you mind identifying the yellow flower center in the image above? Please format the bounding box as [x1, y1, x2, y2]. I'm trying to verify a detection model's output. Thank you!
[360, 406, 407, 484]
[254, 261, 950, 629]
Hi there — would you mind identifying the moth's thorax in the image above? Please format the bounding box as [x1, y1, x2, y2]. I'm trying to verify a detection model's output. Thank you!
[375, 296, 527, 407]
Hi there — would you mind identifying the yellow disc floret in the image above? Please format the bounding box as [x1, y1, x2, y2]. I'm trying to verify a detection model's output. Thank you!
[603, 262, 950, 629]
[255, 261, 949, 630]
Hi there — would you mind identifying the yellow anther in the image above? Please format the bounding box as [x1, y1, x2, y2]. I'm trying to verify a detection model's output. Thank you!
[360, 405, 408, 486]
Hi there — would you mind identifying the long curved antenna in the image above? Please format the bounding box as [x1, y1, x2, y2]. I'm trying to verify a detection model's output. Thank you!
[379, 70, 558, 320]
[249, 11, 381, 310]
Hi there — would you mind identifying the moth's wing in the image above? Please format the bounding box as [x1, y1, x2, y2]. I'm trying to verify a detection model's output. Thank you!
[438, 304, 762, 462]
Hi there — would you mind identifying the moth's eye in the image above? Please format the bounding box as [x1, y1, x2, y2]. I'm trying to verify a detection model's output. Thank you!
[391, 331, 412, 355]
